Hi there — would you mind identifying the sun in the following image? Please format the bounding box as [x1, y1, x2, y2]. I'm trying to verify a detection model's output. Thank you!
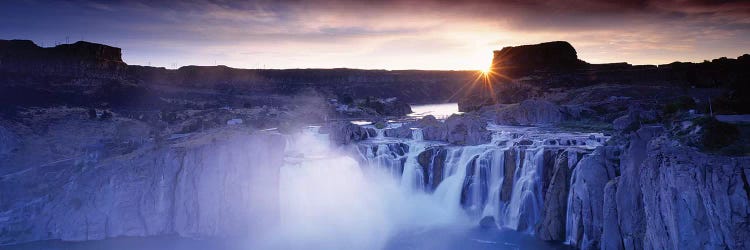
[480, 67, 491, 75]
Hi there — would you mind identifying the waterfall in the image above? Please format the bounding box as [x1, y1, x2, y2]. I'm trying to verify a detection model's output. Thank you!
[565, 153, 582, 246]
[500, 147, 544, 232]
[376, 128, 385, 139]
[432, 146, 491, 214]
[411, 128, 423, 141]
[400, 130, 426, 191]
[275, 126, 463, 249]
[351, 124, 606, 240]
[481, 148, 506, 223]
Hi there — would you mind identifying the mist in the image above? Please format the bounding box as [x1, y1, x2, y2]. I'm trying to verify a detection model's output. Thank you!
[259, 127, 468, 249]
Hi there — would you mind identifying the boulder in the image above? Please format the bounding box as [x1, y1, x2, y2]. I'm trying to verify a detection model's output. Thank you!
[444, 114, 491, 145]
[327, 122, 372, 145]
[612, 105, 658, 131]
[479, 216, 497, 229]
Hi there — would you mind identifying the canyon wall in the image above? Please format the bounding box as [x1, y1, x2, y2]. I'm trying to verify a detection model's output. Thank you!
[0, 129, 285, 245]
[339, 121, 750, 250]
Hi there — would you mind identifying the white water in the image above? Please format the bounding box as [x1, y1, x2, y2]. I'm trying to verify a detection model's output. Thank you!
[400, 128, 426, 190]
[500, 147, 544, 232]
[272, 124, 607, 249]
[408, 103, 462, 119]
[269, 126, 467, 249]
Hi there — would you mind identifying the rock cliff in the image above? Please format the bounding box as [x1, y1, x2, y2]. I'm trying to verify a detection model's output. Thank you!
[492, 41, 587, 78]
[0, 129, 285, 245]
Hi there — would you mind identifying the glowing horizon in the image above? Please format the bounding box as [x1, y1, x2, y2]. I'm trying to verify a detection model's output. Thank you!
[2, 1, 748, 70]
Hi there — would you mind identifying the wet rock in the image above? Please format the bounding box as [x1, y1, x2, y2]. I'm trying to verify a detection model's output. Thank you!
[536, 148, 587, 241]
[385, 115, 448, 141]
[385, 114, 490, 145]
[327, 121, 371, 145]
[479, 216, 497, 229]
[417, 146, 447, 191]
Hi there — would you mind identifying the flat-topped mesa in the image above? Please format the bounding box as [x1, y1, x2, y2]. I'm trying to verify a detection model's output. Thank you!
[0, 39, 126, 77]
[491, 41, 587, 79]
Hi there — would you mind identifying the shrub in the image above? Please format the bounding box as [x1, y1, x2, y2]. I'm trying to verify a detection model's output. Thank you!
[700, 117, 739, 150]
[663, 96, 696, 114]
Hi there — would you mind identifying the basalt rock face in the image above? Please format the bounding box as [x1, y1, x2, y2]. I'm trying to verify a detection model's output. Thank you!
[602, 126, 663, 250]
[536, 148, 589, 241]
[567, 146, 621, 250]
[492, 41, 587, 79]
[417, 146, 447, 191]
[639, 137, 750, 250]
[0, 130, 286, 245]
[0, 40, 126, 78]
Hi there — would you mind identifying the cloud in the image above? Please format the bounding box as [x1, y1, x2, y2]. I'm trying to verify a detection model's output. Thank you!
[1, 0, 748, 69]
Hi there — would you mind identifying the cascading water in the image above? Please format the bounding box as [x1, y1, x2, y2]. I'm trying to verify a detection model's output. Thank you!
[270, 126, 466, 249]
[400, 128, 426, 190]
[500, 147, 545, 232]
[269, 121, 609, 249]
[355, 123, 606, 242]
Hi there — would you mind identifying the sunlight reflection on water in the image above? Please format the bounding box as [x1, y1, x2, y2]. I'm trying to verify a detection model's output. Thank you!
[408, 103, 462, 119]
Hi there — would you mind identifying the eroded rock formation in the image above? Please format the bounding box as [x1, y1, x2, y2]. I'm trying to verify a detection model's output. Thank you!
[0, 130, 285, 245]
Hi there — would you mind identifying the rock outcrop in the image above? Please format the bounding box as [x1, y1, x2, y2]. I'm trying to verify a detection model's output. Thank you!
[491, 41, 587, 79]
[0, 130, 285, 245]
[602, 126, 663, 250]
[384, 114, 491, 145]
[639, 137, 750, 250]
[480, 100, 566, 126]
[567, 146, 621, 250]
[0, 40, 126, 78]
[536, 148, 589, 241]
[325, 121, 375, 145]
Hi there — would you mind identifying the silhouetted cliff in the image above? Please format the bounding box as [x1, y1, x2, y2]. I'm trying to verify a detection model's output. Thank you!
[0, 40, 126, 78]
[492, 41, 587, 78]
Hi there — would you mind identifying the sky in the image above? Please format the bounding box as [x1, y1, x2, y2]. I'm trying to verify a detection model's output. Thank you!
[2, 0, 749, 70]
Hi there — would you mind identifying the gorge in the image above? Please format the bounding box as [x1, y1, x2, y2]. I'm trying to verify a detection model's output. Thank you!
[1, 39, 749, 250]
